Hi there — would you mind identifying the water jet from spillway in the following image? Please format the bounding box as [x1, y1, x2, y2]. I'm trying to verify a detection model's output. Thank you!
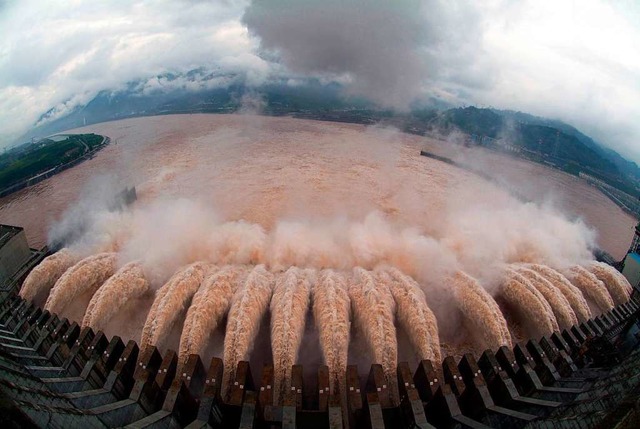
[313, 269, 351, 398]
[523, 264, 592, 322]
[499, 270, 558, 338]
[178, 266, 247, 367]
[140, 262, 212, 352]
[20, 249, 78, 306]
[44, 252, 117, 315]
[349, 267, 397, 385]
[449, 271, 512, 350]
[82, 261, 149, 330]
[513, 266, 577, 329]
[270, 267, 312, 404]
[563, 265, 614, 314]
[586, 262, 631, 306]
[222, 264, 274, 395]
[378, 267, 441, 363]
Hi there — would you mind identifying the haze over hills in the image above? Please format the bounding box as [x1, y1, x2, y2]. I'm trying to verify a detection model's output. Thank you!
[24, 74, 375, 140]
[16, 72, 640, 204]
[21, 75, 640, 197]
[426, 107, 640, 196]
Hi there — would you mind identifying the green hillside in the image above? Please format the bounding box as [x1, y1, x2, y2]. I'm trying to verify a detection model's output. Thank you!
[0, 134, 104, 190]
[427, 107, 639, 198]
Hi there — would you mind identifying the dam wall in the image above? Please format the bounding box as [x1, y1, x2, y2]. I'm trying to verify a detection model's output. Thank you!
[1, 288, 640, 428]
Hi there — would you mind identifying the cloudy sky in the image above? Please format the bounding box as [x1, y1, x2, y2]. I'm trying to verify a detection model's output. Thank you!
[1, 0, 639, 161]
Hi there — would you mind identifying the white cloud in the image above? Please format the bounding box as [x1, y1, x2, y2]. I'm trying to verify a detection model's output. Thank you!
[0, 0, 639, 163]
[0, 0, 262, 144]
[242, 0, 640, 161]
[470, 0, 640, 161]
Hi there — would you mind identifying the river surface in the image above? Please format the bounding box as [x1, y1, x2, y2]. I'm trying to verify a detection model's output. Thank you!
[0, 114, 635, 260]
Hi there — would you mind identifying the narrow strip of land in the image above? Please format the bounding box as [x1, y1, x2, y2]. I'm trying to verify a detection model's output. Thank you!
[0, 134, 110, 198]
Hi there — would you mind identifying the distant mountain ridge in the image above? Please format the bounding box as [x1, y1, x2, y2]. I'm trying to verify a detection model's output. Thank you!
[21, 74, 373, 142]
[426, 106, 640, 197]
[493, 109, 640, 181]
[16, 74, 639, 198]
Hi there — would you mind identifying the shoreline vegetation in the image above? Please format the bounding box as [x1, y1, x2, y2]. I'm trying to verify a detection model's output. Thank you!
[0, 133, 109, 198]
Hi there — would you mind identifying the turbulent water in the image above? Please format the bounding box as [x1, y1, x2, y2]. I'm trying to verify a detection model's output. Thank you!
[0, 115, 634, 258]
[82, 261, 149, 330]
[313, 270, 351, 397]
[140, 262, 212, 352]
[513, 266, 577, 329]
[7, 114, 636, 394]
[178, 266, 247, 367]
[20, 249, 78, 306]
[270, 267, 312, 404]
[44, 252, 117, 315]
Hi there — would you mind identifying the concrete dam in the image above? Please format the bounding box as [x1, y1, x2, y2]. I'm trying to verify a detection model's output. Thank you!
[2, 287, 640, 428]
[1, 222, 640, 428]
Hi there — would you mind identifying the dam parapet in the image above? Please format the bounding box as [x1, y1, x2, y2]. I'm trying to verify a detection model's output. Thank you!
[1, 289, 640, 428]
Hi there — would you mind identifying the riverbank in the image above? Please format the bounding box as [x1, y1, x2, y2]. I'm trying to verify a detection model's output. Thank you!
[0, 135, 110, 198]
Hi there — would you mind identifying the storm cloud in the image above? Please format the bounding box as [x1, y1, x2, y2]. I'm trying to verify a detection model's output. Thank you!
[243, 0, 440, 109]
[243, 0, 640, 160]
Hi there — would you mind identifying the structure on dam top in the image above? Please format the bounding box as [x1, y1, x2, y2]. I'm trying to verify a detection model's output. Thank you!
[622, 221, 640, 292]
[0, 225, 46, 293]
